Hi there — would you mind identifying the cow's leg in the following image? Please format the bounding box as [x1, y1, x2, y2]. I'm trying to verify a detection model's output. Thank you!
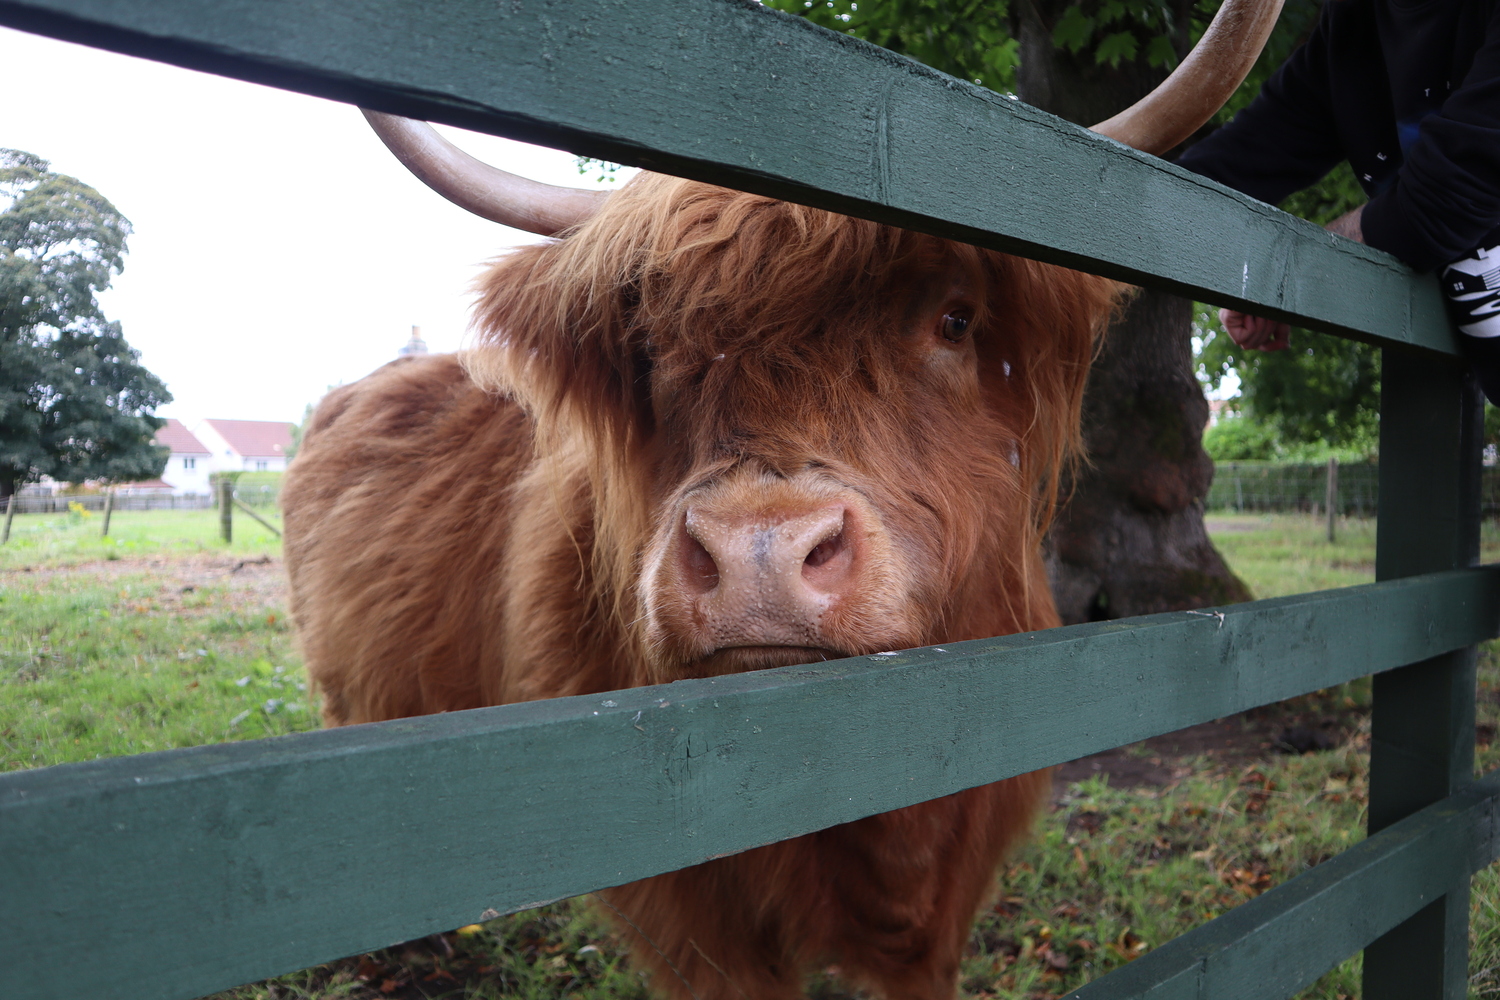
[825, 772, 1052, 1000]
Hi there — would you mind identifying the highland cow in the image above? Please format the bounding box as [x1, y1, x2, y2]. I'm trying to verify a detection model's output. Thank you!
[282, 5, 1277, 995]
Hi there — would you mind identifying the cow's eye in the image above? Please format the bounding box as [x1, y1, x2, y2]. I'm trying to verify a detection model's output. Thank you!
[939, 311, 971, 343]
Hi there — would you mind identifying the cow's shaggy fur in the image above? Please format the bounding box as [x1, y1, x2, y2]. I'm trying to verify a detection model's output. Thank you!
[283, 173, 1122, 1000]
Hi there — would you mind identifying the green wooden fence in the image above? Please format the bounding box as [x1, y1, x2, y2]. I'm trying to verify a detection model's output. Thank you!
[0, 2, 1493, 999]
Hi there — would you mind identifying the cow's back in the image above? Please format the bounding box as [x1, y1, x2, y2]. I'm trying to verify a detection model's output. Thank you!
[283, 354, 533, 725]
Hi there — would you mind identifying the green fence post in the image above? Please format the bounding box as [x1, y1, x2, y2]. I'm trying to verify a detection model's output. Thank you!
[1364, 346, 1483, 999]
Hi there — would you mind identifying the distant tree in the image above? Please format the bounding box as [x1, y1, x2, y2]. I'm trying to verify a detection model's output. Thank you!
[0, 149, 169, 498]
[1202, 416, 1281, 461]
[285, 402, 316, 460]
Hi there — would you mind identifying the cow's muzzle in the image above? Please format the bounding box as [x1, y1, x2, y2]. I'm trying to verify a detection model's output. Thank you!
[644, 471, 905, 675]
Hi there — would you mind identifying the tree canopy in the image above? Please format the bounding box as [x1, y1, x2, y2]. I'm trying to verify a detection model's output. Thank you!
[768, 0, 1327, 120]
[0, 148, 170, 497]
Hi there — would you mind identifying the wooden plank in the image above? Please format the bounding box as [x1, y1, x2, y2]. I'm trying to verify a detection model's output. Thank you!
[1363, 351, 1486, 997]
[1064, 769, 1500, 1000]
[3, 569, 1498, 1000]
[0, 0, 1455, 355]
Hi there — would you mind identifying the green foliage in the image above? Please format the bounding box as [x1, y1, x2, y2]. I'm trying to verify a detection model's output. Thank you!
[765, 0, 1022, 91]
[765, 0, 1327, 103]
[0, 149, 170, 496]
[235, 471, 284, 507]
[1277, 160, 1367, 227]
[1202, 415, 1280, 461]
[1197, 305, 1381, 459]
[575, 157, 626, 185]
[286, 401, 315, 460]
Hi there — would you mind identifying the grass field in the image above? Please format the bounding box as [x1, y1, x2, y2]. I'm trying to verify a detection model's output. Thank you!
[2, 509, 1497, 999]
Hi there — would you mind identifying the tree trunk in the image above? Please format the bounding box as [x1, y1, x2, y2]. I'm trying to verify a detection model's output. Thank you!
[1015, 1, 1251, 622]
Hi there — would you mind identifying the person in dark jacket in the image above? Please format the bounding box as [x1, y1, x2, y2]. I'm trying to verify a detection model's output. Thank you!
[1176, 0, 1500, 400]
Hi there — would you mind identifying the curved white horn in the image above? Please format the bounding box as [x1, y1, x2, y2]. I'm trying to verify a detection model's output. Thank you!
[362, 110, 608, 237]
[1091, 0, 1284, 155]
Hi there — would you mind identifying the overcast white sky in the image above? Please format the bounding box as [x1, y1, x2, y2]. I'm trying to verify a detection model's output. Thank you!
[2, 24, 631, 426]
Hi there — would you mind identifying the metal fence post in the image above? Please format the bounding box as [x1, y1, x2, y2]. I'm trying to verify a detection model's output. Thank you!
[1364, 346, 1483, 999]
[1, 493, 13, 544]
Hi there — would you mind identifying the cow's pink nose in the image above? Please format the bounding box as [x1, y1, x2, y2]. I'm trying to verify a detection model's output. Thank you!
[678, 504, 859, 647]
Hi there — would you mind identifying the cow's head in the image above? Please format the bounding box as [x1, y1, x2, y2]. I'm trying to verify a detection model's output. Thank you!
[464, 176, 1118, 680]
[360, 0, 1279, 682]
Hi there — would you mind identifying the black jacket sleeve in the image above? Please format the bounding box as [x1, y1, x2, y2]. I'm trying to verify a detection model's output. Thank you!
[1362, 3, 1500, 270]
[1175, 8, 1346, 207]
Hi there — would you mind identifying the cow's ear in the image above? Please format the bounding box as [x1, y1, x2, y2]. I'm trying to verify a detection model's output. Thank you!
[987, 256, 1126, 505]
[464, 232, 652, 454]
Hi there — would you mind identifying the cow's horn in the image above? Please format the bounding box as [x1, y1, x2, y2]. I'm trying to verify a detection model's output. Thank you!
[361, 109, 608, 237]
[1090, 0, 1284, 155]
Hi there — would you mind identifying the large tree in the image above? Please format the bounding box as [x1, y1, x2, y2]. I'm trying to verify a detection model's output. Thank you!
[0, 149, 170, 498]
[769, 0, 1338, 619]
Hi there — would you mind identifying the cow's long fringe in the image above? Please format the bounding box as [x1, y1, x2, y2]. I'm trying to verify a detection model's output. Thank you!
[464, 172, 1120, 647]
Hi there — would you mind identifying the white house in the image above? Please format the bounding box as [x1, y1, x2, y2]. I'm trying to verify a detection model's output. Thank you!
[192, 419, 295, 474]
[154, 418, 214, 495]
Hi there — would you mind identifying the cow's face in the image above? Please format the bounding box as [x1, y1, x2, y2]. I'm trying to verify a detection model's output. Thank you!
[469, 174, 1116, 682]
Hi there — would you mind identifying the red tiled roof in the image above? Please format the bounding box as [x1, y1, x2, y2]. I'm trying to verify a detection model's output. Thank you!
[155, 418, 210, 455]
[203, 419, 294, 458]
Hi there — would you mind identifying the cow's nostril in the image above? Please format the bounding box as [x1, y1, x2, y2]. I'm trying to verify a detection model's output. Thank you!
[801, 521, 854, 592]
[682, 532, 720, 592]
[804, 531, 844, 569]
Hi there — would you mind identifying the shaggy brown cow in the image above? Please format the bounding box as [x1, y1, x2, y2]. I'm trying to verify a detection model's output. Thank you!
[287, 170, 1110, 999]
[283, 6, 1278, 997]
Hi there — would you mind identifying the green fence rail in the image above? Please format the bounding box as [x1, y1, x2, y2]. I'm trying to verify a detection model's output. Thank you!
[4, 570, 1497, 999]
[0, 2, 1491, 999]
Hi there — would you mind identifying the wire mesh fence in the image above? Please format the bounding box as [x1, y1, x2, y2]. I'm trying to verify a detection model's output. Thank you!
[2, 484, 281, 515]
[1208, 461, 1500, 517]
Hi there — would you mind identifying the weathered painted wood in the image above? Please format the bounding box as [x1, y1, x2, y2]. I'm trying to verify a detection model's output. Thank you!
[1364, 352, 1486, 998]
[3, 569, 1498, 1000]
[1064, 769, 1500, 1000]
[0, 0, 1454, 355]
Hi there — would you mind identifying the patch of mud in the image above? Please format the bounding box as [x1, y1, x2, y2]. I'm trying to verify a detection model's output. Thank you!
[1054, 702, 1360, 794]
[3, 554, 286, 607]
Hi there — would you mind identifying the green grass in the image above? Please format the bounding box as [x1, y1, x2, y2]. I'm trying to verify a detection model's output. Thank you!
[1205, 512, 1500, 600]
[0, 510, 304, 770]
[0, 507, 284, 571]
[3, 511, 1498, 998]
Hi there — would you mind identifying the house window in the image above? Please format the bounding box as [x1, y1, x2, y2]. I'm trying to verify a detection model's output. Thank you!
[255, 461, 268, 472]
[183, 457, 195, 470]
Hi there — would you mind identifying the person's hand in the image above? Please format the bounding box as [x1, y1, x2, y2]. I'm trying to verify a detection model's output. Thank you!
[1220, 308, 1290, 351]
[1325, 204, 1365, 244]
[1217, 204, 1364, 352]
